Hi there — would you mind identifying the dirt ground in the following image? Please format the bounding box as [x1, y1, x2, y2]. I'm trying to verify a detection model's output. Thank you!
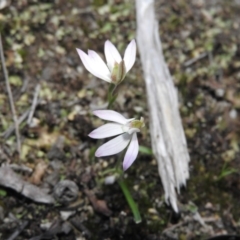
[0, 0, 240, 239]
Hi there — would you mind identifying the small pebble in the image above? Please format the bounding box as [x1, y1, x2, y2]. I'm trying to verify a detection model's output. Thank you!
[148, 208, 158, 215]
[229, 109, 237, 119]
[215, 88, 225, 97]
[60, 210, 76, 221]
[104, 175, 116, 185]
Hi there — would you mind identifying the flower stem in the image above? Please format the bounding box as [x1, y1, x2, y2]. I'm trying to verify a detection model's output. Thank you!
[106, 83, 141, 224]
[118, 178, 142, 224]
[107, 83, 118, 109]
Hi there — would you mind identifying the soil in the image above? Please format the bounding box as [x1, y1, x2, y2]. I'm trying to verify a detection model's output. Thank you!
[0, 0, 240, 239]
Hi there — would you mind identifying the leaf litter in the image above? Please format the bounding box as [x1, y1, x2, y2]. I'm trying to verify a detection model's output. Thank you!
[0, 0, 240, 239]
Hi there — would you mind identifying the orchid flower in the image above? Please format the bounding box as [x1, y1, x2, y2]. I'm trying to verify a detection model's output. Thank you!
[89, 110, 144, 171]
[76, 40, 136, 84]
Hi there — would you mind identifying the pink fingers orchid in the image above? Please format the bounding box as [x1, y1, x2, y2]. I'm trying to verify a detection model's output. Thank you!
[76, 40, 136, 84]
[88, 110, 144, 171]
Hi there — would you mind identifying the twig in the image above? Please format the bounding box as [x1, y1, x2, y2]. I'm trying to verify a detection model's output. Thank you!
[2, 91, 40, 138]
[183, 52, 208, 67]
[162, 221, 186, 234]
[70, 216, 92, 238]
[20, 75, 29, 93]
[2, 109, 30, 139]
[6, 220, 29, 240]
[0, 145, 12, 163]
[27, 83, 40, 126]
[0, 33, 21, 157]
[9, 163, 33, 174]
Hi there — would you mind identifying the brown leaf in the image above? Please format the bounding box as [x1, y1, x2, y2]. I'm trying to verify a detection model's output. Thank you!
[29, 160, 48, 185]
[84, 189, 112, 217]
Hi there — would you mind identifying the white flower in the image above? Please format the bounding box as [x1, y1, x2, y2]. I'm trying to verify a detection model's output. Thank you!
[88, 110, 144, 171]
[76, 40, 136, 84]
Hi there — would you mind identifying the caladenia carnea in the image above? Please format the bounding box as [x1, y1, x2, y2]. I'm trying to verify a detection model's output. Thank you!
[89, 109, 144, 223]
[88, 110, 145, 171]
[77, 39, 136, 108]
[76, 39, 136, 85]
[77, 39, 142, 223]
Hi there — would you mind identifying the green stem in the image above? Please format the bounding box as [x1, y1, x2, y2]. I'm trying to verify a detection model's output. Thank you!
[118, 178, 142, 224]
[105, 81, 141, 224]
[100, 167, 121, 176]
[110, 84, 117, 96]
[107, 83, 118, 109]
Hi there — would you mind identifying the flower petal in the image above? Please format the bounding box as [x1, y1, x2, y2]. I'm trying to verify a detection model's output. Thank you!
[76, 48, 95, 75]
[76, 48, 111, 82]
[93, 110, 131, 124]
[88, 50, 111, 82]
[127, 128, 140, 135]
[104, 40, 122, 71]
[95, 133, 131, 157]
[123, 133, 139, 171]
[123, 39, 136, 73]
[88, 123, 125, 139]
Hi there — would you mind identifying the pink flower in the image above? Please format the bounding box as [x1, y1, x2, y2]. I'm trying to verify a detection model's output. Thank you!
[76, 40, 136, 84]
[89, 110, 144, 171]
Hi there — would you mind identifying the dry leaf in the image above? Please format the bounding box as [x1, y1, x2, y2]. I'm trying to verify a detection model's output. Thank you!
[84, 189, 112, 216]
[29, 160, 48, 185]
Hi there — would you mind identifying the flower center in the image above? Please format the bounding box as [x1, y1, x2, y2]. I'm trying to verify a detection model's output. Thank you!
[130, 117, 145, 129]
[110, 60, 126, 84]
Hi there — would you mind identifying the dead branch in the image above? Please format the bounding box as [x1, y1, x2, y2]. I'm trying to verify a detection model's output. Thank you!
[2, 109, 30, 139]
[183, 52, 208, 67]
[0, 165, 54, 204]
[136, 0, 190, 212]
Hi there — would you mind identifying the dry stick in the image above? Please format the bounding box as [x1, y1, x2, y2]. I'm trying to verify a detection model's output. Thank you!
[0, 34, 21, 157]
[3, 84, 41, 138]
[27, 83, 41, 126]
[183, 52, 208, 67]
[6, 220, 29, 240]
[136, 0, 190, 212]
[2, 109, 30, 139]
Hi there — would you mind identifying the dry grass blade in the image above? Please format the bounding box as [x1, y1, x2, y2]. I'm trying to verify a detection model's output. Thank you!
[0, 33, 21, 158]
[27, 83, 41, 126]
